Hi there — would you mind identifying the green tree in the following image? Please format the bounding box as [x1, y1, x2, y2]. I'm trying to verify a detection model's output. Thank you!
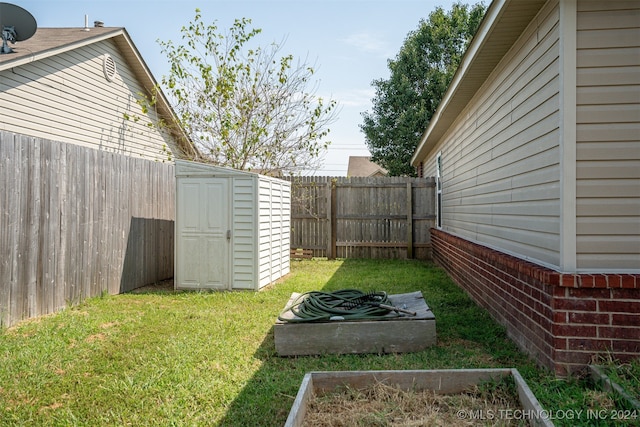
[361, 2, 486, 176]
[157, 10, 338, 175]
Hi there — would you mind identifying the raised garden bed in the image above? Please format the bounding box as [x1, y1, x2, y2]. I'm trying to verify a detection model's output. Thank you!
[285, 368, 552, 427]
[275, 291, 436, 356]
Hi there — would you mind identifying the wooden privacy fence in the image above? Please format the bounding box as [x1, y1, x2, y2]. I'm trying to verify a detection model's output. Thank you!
[0, 131, 175, 327]
[287, 176, 436, 259]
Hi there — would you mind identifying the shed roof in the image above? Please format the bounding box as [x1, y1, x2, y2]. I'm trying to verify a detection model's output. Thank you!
[0, 27, 196, 158]
[411, 0, 547, 166]
[175, 159, 291, 186]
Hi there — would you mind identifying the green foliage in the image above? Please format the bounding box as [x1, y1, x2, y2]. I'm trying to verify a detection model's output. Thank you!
[156, 10, 338, 175]
[361, 2, 486, 176]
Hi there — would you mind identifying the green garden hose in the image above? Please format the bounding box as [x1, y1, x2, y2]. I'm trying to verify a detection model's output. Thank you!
[278, 289, 415, 323]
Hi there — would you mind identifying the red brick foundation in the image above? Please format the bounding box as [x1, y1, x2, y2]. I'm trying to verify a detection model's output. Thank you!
[431, 228, 640, 376]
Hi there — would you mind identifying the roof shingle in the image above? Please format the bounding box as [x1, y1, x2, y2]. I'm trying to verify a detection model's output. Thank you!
[0, 27, 123, 67]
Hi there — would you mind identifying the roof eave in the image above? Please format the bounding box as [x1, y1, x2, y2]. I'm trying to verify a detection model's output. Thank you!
[0, 28, 124, 71]
[411, 0, 547, 167]
[411, 0, 508, 166]
[111, 30, 196, 159]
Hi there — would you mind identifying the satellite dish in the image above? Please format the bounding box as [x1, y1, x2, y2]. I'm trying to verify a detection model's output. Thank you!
[0, 2, 37, 54]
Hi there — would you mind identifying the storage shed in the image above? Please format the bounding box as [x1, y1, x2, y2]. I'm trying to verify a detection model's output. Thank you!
[175, 160, 291, 291]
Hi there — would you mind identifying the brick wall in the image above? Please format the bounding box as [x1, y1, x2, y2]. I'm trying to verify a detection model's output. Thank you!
[431, 229, 640, 376]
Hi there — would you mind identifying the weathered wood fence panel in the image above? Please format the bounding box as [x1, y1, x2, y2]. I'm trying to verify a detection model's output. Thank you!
[0, 131, 175, 327]
[287, 176, 436, 259]
[289, 176, 330, 254]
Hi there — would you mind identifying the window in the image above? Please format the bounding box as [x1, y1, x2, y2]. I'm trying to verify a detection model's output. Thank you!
[436, 152, 442, 229]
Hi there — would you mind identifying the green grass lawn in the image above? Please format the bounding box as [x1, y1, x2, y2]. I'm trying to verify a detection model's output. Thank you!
[0, 259, 636, 426]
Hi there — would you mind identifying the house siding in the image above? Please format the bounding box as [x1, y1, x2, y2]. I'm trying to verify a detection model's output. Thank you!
[0, 38, 178, 161]
[424, 1, 562, 268]
[418, 0, 639, 376]
[575, 1, 640, 270]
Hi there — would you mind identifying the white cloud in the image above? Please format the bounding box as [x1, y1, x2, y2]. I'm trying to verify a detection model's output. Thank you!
[342, 32, 393, 58]
[315, 88, 374, 109]
[336, 88, 376, 108]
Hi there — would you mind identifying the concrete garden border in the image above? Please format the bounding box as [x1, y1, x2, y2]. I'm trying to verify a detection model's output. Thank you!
[589, 365, 640, 410]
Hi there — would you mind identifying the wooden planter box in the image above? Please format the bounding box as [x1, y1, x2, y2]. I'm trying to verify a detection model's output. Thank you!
[285, 368, 553, 427]
[275, 291, 436, 356]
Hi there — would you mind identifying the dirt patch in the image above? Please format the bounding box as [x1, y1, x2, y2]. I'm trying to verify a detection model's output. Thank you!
[85, 333, 106, 343]
[100, 322, 119, 329]
[128, 279, 176, 294]
[303, 379, 523, 427]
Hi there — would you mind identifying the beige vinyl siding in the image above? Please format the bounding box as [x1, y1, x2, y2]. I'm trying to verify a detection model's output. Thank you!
[0, 39, 177, 161]
[575, 1, 640, 270]
[424, 1, 562, 268]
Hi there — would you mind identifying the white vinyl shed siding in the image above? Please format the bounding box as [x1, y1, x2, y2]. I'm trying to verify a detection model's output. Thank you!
[232, 176, 258, 289]
[424, 1, 562, 268]
[0, 39, 178, 161]
[258, 178, 291, 288]
[575, 1, 640, 270]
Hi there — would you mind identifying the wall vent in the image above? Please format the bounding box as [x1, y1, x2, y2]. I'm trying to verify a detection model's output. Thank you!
[102, 54, 117, 82]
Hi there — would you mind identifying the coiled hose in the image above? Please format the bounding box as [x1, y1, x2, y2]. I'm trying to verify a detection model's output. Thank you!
[278, 289, 393, 323]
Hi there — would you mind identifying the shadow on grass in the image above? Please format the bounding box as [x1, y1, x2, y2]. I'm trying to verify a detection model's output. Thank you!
[217, 258, 535, 426]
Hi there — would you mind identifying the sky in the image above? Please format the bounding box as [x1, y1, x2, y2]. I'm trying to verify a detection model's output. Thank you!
[15, 0, 459, 175]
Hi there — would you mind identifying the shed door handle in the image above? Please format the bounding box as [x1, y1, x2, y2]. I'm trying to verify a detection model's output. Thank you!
[226, 230, 231, 240]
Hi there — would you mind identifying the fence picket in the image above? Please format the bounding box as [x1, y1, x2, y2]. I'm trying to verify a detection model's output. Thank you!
[286, 176, 436, 260]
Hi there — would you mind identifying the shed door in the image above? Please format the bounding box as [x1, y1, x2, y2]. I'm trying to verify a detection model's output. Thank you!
[177, 178, 230, 289]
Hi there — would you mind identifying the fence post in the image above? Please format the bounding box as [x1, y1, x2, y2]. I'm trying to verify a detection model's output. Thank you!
[326, 180, 333, 259]
[407, 181, 413, 259]
[330, 179, 337, 259]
